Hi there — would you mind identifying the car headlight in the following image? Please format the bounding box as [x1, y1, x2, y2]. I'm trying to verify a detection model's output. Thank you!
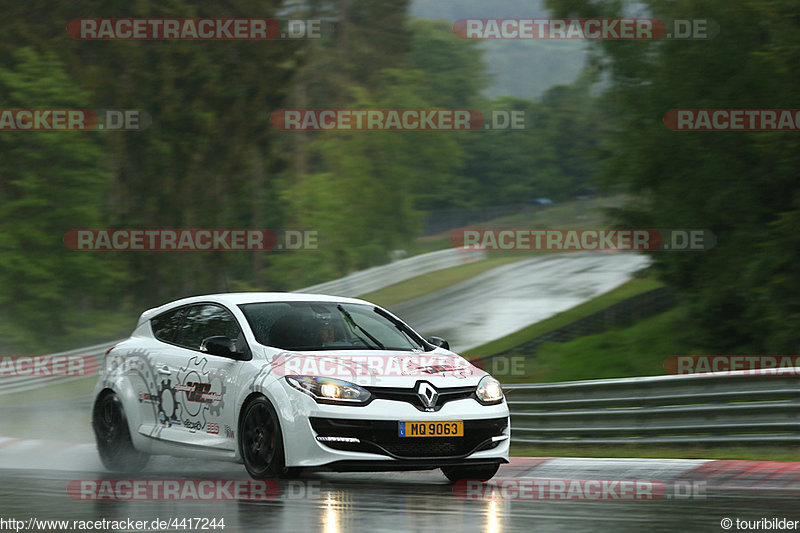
[285, 376, 372, 405]
[475, 375, 504, 404]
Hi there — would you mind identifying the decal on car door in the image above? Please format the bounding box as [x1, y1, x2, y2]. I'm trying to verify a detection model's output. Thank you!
[153, 355, 227, 433]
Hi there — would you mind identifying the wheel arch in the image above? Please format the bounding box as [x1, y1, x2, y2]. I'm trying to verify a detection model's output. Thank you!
[92, 381, 146, 448]
[237, 391, 268, 434]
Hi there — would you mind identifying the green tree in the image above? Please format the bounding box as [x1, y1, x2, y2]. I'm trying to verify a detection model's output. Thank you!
[0, 48, 121, 352]
[546, 0, 800, 352]
[0, 0, 304, 349]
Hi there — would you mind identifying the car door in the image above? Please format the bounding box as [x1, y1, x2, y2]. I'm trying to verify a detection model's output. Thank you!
[153, 303, 247, 451]
[139, 306, 188, 435]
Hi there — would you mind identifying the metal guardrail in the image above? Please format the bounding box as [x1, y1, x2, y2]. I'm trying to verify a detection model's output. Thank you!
[505, 371, 800, 444]
[0, 341, 115, 396]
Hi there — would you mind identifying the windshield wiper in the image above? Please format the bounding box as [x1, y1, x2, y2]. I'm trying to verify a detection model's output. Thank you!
[373, 307, 425, 350]
[336, 305, 384, 349]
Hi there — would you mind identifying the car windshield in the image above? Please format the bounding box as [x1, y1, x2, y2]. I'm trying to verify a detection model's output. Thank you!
[239, 301, 428, 352]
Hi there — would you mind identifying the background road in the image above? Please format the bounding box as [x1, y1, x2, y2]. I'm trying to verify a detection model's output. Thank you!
[392, 252, 650, 352]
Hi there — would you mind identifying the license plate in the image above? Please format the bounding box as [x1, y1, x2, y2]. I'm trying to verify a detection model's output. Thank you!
[398, 421, 463, 437]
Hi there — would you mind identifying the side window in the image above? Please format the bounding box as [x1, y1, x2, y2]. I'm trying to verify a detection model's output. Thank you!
[175, 304, 242, 352]
[151, 308, 186, 344]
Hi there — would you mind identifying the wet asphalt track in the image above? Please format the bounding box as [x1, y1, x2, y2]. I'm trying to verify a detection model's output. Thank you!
[1, 443, 799, 533]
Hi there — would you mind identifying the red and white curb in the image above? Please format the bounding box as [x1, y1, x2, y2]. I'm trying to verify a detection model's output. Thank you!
[505, 456, 800, 491]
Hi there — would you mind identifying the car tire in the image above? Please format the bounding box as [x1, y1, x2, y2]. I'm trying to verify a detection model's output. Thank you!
[239, 396, 297, 479]
[441, 463, 501, 483]
[92, 391, 150, 472]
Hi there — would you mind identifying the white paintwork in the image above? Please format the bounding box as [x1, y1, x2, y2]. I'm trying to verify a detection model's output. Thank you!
[92, 292, 510, 471]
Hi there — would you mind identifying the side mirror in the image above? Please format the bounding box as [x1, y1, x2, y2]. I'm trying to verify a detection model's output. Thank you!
[428, 336, 450, 350]
[201, 336, 244, 359]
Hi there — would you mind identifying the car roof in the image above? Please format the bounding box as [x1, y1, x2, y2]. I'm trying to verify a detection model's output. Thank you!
[137, 292, 372, 325]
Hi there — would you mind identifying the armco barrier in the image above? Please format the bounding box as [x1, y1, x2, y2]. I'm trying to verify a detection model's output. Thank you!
[505, 371, 800, 444]
[0, 341, 114, 396]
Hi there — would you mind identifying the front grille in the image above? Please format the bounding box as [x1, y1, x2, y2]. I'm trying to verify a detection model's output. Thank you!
[310, 417, 508, 459]
[365, 384, 476, 412]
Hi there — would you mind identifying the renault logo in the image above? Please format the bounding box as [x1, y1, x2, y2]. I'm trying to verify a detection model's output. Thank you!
[416, 382, 439, 408]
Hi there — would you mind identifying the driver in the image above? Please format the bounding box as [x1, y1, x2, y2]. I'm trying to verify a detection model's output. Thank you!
[315, 313, 340, 346]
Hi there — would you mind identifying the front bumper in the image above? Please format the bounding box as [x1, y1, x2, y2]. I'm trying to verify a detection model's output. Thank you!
[317, 457, 508, 473]
[310, 416, 508, 460]
[269, 380, 510, 469]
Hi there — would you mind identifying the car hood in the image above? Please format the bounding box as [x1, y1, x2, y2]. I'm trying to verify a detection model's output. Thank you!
[261, 348, 487, 388]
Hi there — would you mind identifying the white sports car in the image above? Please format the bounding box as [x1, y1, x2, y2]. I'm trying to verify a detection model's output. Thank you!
[92, 293, 509, 481]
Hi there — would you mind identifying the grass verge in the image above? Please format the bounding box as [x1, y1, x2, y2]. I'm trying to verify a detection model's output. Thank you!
[469, 276, 665, 359]
[499, 306, 705, 384]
